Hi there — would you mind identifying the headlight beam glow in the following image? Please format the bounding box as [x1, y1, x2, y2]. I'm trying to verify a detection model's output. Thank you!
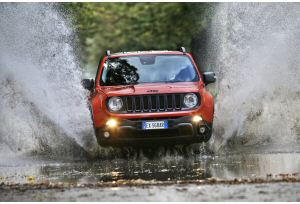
[106, 119, 118, 128]
[192, 115, 203, 123]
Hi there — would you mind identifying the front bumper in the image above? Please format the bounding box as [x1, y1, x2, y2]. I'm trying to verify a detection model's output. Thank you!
[95, 116, 212, 147]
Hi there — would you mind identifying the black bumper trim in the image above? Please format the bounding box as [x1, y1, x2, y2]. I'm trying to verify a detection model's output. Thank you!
[95, 116, 212, 147]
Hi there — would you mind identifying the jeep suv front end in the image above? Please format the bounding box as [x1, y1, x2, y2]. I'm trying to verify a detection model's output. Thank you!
[82, 49, 216, 147]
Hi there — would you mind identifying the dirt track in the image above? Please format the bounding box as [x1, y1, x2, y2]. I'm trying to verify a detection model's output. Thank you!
[1, 181, 299, 201]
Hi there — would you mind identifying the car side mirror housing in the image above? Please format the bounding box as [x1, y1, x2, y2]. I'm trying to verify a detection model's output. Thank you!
[202, 72, 216, 85]
[81, 79, 94, 91]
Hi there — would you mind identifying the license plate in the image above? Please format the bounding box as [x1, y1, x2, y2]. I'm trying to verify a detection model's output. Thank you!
[142, 120, 168, 130]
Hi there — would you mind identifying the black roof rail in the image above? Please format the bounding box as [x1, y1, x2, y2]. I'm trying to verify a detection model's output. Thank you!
[106, 50, 111, 57]
[179, 47, 186, 54]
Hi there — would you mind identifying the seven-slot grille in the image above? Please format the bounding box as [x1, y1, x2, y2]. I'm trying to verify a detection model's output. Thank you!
[116, 93, 199, 113]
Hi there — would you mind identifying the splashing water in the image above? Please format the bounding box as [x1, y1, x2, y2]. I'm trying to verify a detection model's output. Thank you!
[1, 3, 299, 160]
[208, 3, 300, 151]
[0, 3, 97, 158]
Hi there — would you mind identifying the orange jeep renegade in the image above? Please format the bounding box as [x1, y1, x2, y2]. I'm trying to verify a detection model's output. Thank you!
[82, 48, 216, 147]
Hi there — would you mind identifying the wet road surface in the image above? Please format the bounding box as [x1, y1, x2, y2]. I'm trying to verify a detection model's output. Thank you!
[0, 149, 300, 201]
[1, 152, 300, 183]
[1, 182, 299, 201]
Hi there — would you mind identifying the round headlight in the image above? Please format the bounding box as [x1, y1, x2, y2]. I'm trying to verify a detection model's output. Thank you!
[108, 97, 123, 112]
[183, 93, 198, 108]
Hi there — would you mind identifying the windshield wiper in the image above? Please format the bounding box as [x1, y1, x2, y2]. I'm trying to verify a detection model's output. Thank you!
[164, 80, 183, 83]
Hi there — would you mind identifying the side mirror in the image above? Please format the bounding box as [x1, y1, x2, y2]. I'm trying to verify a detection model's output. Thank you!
[81, 79, 94, 91]
[202, 72, 216, 85]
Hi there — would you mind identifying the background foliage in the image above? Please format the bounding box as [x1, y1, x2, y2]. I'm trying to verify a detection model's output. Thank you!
[62, 3, 214, 73]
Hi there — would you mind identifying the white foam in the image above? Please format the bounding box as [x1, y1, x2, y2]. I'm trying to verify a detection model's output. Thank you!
[207, 3, 300, 151]
[0, 3, 97, 157]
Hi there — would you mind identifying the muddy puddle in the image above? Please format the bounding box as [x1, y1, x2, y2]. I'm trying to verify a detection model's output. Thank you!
[0, 152, 299, 185]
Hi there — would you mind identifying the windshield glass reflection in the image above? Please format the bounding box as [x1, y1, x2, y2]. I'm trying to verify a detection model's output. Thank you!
[101, 55, 199, 86]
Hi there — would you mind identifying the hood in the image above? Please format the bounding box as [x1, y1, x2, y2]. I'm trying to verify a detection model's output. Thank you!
[100, 82, 201, 96]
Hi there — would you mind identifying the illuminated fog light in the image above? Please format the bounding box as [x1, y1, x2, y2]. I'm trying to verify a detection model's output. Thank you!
[199, 126, 206, 134]
[106, 119, 117, 128]
[103, 131, 110, 138]
[192, 115, 203, 123]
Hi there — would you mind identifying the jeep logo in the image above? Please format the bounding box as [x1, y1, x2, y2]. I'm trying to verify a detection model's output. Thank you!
[147, 90, 159, 93]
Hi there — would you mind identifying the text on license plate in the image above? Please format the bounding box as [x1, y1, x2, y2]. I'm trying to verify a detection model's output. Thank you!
[142, 120, 168, 130]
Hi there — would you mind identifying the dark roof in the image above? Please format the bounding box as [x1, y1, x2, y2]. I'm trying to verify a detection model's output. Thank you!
[110, 50, 185, 57]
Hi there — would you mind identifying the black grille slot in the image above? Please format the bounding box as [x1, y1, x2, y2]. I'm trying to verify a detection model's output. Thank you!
[175, 94, 181, 109]
[167, 95, 173, 110]
[151, 95, 157, 110]
[122, 93, 199, 113]
[143, 96, 149, 111]
[135, 96, 141, 112]
[159, 95, 165, 110]
[126, 97, 133, 112]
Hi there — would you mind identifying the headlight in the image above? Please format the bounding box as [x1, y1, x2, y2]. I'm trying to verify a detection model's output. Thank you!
[108, 97, 123, 112]
[183, 93, 198, 108]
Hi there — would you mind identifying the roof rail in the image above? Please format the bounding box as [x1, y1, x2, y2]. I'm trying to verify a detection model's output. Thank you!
[106, 50, 111, 57]
[180, 47, 186, 54]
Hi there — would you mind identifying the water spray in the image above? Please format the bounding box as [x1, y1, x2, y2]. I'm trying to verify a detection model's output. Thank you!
[0, 3, 97, 158]
[208, 3, 300, 151]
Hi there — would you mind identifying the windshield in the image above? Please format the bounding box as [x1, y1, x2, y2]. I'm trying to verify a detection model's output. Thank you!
[100, 55, 199, 86]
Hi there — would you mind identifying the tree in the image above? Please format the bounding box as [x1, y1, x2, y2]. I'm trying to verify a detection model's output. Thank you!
[61, 3, 213, 71]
